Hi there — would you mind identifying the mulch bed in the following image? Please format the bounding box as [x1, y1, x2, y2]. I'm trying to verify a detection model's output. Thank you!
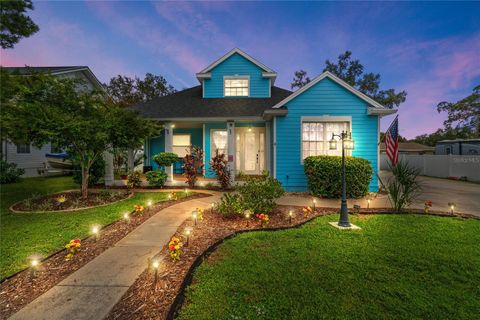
[106, 206, 479, 320]
[0, 192, 209, 320]
[11, 190, 133, 212]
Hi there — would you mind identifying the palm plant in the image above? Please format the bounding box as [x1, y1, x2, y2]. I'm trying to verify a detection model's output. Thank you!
[385, 161, 422, 212]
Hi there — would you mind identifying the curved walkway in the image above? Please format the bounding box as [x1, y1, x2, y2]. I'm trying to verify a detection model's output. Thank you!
[10, 191, 221, 320]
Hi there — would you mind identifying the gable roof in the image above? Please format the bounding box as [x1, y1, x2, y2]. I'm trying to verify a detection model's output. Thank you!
[272, 71, 396, 116]
[1, 66, 104, 90]
[196, 48, 277, 84]
[380, 142, 434, 153]
[130, 85, 291, 120]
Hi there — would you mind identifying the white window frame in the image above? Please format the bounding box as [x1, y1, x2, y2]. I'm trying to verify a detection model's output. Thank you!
[300, 116, 352, 164]
[210, 129, 228, 158]
[223, 75, 250, 97]
[172, 134, 191, 157]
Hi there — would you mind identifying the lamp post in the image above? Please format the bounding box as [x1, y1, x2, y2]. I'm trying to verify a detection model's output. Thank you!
[329, 131, 355, 227]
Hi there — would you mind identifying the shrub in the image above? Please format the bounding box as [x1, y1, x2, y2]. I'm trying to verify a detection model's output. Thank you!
[153, 152, 178, 167]
[182, 146, 204, 188]
[238, 177, 285, 213]
[145, 170, 168, 187]
[73, 157, 105, 187]
[216, 193, 244, 217]
[304, 156, 372, 198]
[0, 160, 25, 184]
[385, 161, 422, 212]
[209, 149, 231, 189]
[127, 170, 142, 188]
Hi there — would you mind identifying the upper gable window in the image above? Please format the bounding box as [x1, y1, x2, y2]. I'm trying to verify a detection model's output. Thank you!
[224, 77, 249, 97]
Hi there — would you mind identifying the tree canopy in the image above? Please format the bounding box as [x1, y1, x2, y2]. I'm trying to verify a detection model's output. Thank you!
[0, 0, 39, 49]
[413, 127, 474, 147]
[291, 51, 407, 109]
[106, 73, 176, 108]
[437, 85, 479, 136]
[0, 69, 161, 198]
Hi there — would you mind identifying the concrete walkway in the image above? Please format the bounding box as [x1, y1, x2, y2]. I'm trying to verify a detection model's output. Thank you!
[277, 172, 480, 217]
[10, 191, 221, 320]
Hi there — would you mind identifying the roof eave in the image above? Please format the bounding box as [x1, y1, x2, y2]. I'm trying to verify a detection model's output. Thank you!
[263, 108, 288, 120]
[367, 107, 397, 116]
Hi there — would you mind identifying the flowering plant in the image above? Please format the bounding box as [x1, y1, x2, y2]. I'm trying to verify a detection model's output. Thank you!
[169, 192, 178, 201]
[134, 204, 144, 214]
[302, 206, 313, 217]
[57, 194, 67, 204]
[65, 239, 81, 261]
[256, 213, 269, 226]
[424, 200, 432, 213]
[196, 207, 204, 221]
[168, 236, 183, 261]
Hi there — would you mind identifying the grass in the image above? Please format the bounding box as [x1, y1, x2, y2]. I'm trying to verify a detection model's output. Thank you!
[177, 214, 480, 320]
[0, 176, 184, 279]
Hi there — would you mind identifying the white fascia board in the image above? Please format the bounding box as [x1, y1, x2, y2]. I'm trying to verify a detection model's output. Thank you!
[367, 107, 397, 116]
[272, 71, 387, 110]
[198, 48, 276, 74]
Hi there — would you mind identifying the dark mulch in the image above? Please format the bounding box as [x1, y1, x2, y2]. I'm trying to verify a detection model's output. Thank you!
[0, 193, 209, 320]
[11, 190, 132, 212]
[106, 206, 478, 320]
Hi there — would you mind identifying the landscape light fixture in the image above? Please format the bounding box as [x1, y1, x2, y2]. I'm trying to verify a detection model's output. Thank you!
[329, 130, 355, 227]
[185, 228, 192, 246]
[244, 210, 251, 227]
[152, 259, 160, 286]
[192, 210, 198, 225]
[147, 200, 153, 207]
[288, 210, 293, 224]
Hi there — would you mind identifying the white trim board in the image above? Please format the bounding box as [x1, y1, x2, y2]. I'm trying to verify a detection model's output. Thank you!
[272, 71, 395, 114]
[198, 48, 276, 74]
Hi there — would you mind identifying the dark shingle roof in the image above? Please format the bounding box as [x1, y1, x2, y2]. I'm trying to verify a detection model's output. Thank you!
[130, 86, 292, 119]
[1, 66, 89, 74]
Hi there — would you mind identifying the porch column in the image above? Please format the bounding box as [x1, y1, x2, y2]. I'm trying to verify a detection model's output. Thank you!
[104, 150, 114, 186]
[265, 121, 272, 177]
[227, 121, 235, 183]
[127, 148, 134, 173]
[164, 122, 174, 182]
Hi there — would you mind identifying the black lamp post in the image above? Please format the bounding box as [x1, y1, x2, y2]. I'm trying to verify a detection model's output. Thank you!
[329, 131, 355, 227]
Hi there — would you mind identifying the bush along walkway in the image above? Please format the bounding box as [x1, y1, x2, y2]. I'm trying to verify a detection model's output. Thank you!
[3, 191, 219, 320]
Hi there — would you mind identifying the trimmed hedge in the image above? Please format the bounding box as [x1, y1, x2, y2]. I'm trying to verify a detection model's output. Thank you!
[304, 156, 372, 198]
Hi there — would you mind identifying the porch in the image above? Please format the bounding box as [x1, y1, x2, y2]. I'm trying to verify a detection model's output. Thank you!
[105, 120, 273, 187]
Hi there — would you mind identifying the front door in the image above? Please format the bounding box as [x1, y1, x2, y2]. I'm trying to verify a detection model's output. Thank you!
[236, 127, 265, 175]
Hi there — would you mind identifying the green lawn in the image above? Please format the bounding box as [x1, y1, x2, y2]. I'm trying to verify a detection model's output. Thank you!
[0, 176, 181, 279]
[178, 214, 480, 320]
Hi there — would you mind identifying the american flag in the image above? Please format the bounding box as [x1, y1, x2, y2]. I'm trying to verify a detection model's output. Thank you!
[385, 115, 399, 166]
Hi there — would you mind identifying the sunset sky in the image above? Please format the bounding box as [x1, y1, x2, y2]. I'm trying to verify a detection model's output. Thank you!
[1, 1, 479, 138]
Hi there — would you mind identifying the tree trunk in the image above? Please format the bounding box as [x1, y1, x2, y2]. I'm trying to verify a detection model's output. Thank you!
[81, 166, 89, 199]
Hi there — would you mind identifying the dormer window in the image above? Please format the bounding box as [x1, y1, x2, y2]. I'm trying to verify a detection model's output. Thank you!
[224, 76, 249, 97]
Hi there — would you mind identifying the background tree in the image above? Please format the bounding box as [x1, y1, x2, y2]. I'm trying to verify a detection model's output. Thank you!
[291, 70, 311, 90]
[0, 0, 39, 49]
[106, 73, 176, 108]
[380, 132, 408, 143]
[324, 51, 407, 109]
[413, 127, 474, 147]
[0, 70, 161, 198]
[437, 85, 479, 136]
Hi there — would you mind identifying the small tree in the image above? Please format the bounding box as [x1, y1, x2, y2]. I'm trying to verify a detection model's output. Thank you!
[182, 146, 204, 188]
[0, 70, 161, 198]
[209, 149, 231, 189]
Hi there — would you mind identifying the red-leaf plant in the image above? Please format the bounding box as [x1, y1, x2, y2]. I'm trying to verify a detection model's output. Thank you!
[209, 149, 231, 189]
[182, 146, 204, 188]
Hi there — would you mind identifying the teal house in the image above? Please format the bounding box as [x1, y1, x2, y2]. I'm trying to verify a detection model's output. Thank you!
[131, 48, 395, 191]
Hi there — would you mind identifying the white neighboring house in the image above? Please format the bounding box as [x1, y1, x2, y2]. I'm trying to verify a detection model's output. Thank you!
[1, 66, 104, 177]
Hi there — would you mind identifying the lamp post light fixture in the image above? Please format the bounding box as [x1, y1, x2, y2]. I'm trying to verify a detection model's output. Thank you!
[192, 210, 198, 225]
[329, 130, 355, 227]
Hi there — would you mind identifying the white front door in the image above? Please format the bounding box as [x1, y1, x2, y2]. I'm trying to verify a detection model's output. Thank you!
[235, 127, 265, 175]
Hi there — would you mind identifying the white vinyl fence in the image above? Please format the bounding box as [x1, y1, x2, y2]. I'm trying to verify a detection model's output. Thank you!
[380, 154, 480, 182]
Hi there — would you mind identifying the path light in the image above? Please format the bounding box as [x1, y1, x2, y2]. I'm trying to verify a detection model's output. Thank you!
[185, 227, 192, 246]
[192, 210, 198, 225]
[244, 210, 251, 227]
[168, 193, 172, 200]
[367, 199, 371, 209]
[449, 203, 455, 214]
[211, 202, 215, 213]
[147, 200, 153, 207]
[184, 188, 188, 195]
[123, 212, 130, 223]
[91, 225, 100, 241]
[312, 198, 317, 211]
[288, 210, 294, 224]
[29, 257, 40, 278]
[152, 259, 160, 286]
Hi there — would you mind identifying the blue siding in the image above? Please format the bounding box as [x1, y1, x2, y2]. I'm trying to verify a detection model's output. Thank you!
[148, 128, 203, 170]
[203, 53, 270, 98]
[275, 77, 379, 192]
